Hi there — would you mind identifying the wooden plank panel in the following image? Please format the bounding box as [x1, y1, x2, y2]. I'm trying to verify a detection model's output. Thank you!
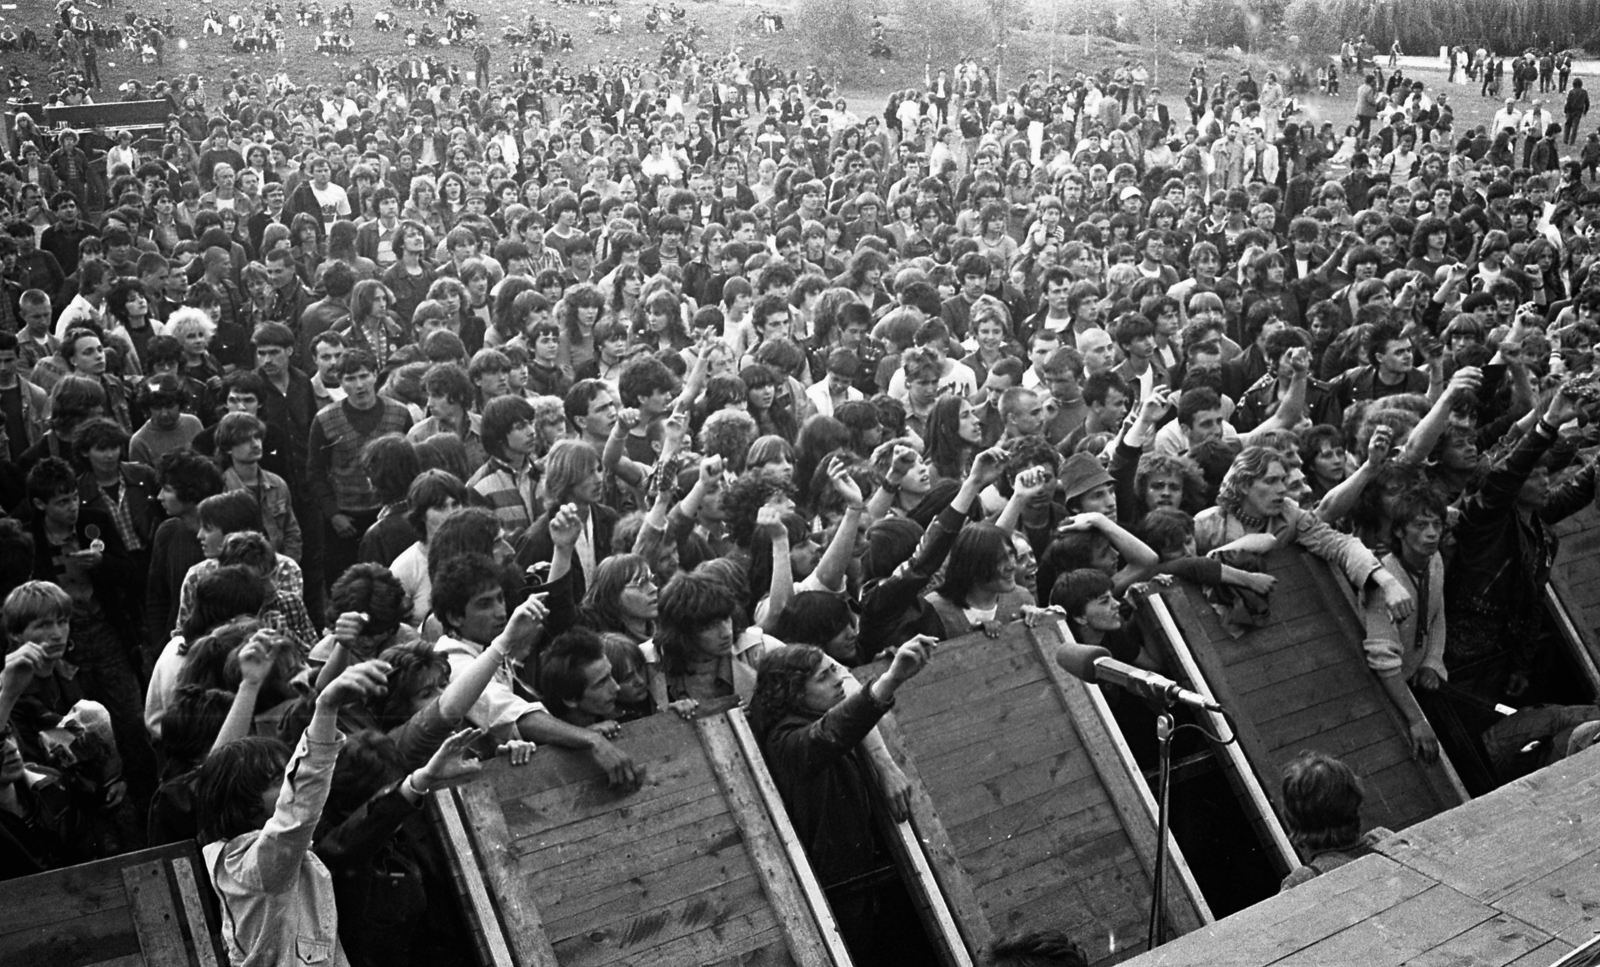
[869, 714, 997, 961]
[1271, 883, 1496, 967]
[0, 906, 145, 967]
[1224, 630, 1352, 694]
[508, 773, 725, 862]
[120, 862, 189, 967]
[921, 738, 1102, 830]
[456, 779, 562, 967]
[1163, 548, 1463, 836]
[443, 708, 844, 967]
[522, 803, 736, 892]
[962, 803, 1124, 890]
[0, 853, 136, 934]
[1397, 915, 1558, 967]
[895, 687, 1068, 762]
[496, 746, 718, 845]
[1376, 745, 1600, 905]
[0, 844, 222, 967]
[431, 790, 517, 967]
[167, 856, 221, 967]
[1506, 939, 1577, 967]
[1137, 594, 1302, 877]
[548, 886, 776, 967]
[1121, 856, 1435, 966]
[946, 770, 1114, 856]
[865, 621, 1207, 966]
[722, 708, 851, 967]
[698, 713, 834, 967]
[539, 841, 756, 939]
[1037, 622, 1210, 934]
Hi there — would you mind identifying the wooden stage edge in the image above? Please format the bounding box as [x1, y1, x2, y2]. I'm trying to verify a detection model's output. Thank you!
[1123, 742, 1600, 967]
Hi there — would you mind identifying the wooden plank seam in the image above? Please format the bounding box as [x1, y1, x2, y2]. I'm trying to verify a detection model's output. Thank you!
[120, 860, 189, 967]
[725, 706, 855, 967]
[696, 713, 837, 967]
[1142, 592, 1300, 874]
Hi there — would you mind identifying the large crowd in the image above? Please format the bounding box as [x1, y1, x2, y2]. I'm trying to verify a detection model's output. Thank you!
[1, 33, 1600, 967]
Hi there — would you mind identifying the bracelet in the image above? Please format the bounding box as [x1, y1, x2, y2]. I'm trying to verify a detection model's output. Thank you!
[405, 773, 431, 798]
[882, 480, 902, 495]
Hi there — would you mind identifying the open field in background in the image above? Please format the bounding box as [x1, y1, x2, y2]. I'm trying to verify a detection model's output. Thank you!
[3, 0, 1599, 165]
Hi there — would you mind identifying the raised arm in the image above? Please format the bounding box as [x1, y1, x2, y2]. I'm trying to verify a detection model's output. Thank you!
[1060, 511, 1161, 592]
[810, 457, 867, 593]
[755, 505, 794, 633]
[1243, 347, 1310, 442]
[1316, 423, 1392, 524]
[995, 465, 1051, 532]
[1402, 366, 1481, 463]
[440, 596, 549, 724]
[867, 442, 918, 521]
[246, 660, 389, 894]
[604, 407, 648, 487]
[213, 630, 280, 756]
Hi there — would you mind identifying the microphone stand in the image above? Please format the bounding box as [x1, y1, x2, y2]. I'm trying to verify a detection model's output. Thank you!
[1146, 692, 1177, 953]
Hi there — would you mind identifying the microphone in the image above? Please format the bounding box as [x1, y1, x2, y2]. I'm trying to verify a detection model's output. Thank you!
[1056, 642, 1222, 713]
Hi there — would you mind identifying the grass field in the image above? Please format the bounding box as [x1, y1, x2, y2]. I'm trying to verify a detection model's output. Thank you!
[1, 0, 1585, 162]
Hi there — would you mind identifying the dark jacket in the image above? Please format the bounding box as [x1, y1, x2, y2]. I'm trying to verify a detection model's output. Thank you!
[1233, 373, 1341, 433]
[756, 686, 892, 889]
[1446, 421, 1595, 669]
[28, 504, 143, 648]
[146, 517, 204, 651]
[513, 504, 618, 603]
[76, 462, 164, 550]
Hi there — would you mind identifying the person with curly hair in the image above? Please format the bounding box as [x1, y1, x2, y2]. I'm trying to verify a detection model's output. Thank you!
[746, 635, 937, 963]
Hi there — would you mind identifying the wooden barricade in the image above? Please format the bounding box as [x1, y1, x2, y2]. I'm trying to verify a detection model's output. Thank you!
[433, 699, 850, 967]
[1546, 504, 1600, 693]
[0, 840, 227, 967]
[1148, 548, 1468, 868]
[854, 620, 1211, 965]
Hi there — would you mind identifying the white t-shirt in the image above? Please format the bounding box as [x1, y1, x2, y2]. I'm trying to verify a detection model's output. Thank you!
[887, 358, 978, 401]
[391, 541, 430, 625]
[310, 182, 351, 228]
[962, 603, 999, 627]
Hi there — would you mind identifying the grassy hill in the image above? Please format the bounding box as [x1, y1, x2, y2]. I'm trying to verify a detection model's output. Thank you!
[0, 0, 1527, 164]
[0, 0, 1245, 107]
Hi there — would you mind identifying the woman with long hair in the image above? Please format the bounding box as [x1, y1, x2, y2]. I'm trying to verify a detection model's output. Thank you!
[403, 175, 446, 242]
[741, 364, 801, 444]
[338, 280, 410, 365]
[435, 171, 468, 229]
[558, 283, 607, 378]
[916, 523, 1031, 639]
[608, 265, 647, 327]
[288, 212, 324, 285]
[923, 396, 981, 483]
[1406, 215, 1453, 278]
[574, 554, 657, 645]
[634, 288, 692, 356]
[832, 249, 892, 313]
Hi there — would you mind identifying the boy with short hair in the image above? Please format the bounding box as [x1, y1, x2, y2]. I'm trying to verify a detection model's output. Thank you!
[129, 374, 204, 467]
[523, 320, 570, 398]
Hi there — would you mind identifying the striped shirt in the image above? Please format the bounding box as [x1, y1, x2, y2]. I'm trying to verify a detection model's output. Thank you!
[467, 454, 539, 536]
